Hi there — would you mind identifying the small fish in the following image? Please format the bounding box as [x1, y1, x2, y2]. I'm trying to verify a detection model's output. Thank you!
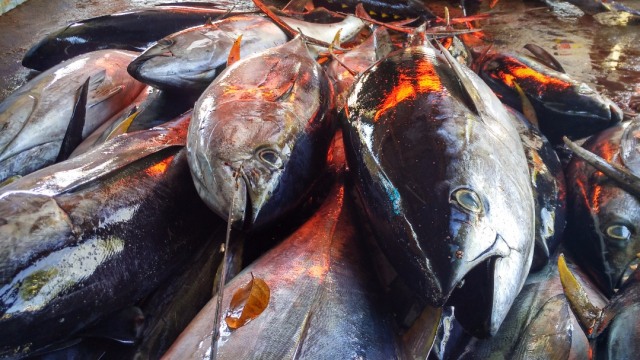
[0, 50, 146, 183]
[341, 42, 535, 337]
[0, 113, 217, 358]
[187, 35, 336, 229]
[564, 121, 640, 296]
[128, 14, 365, 93]
[21, 5, 250, 71]
[163, 175, 397, 359]
[476, 45, 623, 144]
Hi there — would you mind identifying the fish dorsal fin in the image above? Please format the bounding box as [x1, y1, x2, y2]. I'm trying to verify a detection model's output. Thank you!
[620, 120, 640, 177]
[104, 109, 139, 142]
[512, 294, 572, 360]
[563, 136, 640, 199]
[282, 0, 308, 12]
[56, 77, 89, 162]
[227, 34, 243, 67]
[205, 17, 214, 26]
[524, 44, 566, 73]
[557, 254, 603, 338]
[513, 81, 539, 128]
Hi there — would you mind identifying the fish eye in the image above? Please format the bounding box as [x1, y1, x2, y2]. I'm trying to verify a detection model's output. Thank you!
[257, 148, 283, 169]
[605, 224, 631, 242]
[157, 38, 174, 47]
[451, 188, 483, 214]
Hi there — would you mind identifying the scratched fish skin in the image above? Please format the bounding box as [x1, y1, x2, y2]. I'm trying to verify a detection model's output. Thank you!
[565, 121, 640, 296]
[506, 107, 566, 271]
[342, 45, 535, 337]
[128, 14, 365, 93]
[438, 254, 605, 360]
[21, 5, 247, 71]
[163, 178, 398, 359]
[476, 51, 623, 144]
[187, 36, 335, 228]
[0, 114, 216, 358]
[0, 50, 145, 183]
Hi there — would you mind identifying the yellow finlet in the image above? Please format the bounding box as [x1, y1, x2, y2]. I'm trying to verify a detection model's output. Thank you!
[227, 34, 243, 67]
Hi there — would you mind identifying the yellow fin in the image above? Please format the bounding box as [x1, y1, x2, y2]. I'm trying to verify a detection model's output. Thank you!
[557, 254, 602, 338]
[105, 110, 138, 142]
[513, 81, 539, 128]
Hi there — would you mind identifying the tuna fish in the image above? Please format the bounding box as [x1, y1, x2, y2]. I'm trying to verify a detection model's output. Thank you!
[0, 50, 145, 183]
[128, 14, 365, 93]
[565, 120, 640, 296]
[187, 36, 336, 229]
[22, 4, 249, 71]
[475, 46, 623, 144]
[0, 113, 216, 357]
[341, 43, 535, 337]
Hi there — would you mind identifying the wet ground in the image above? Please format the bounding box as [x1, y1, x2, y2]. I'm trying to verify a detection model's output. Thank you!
[1, 0, 639, 109]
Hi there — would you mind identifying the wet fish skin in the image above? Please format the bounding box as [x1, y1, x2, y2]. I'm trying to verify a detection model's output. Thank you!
[477, 50, 623, 144]
[0, 50, 146, 183]
[312, 0, 435, 21]
[164, 179, 398, 359]
[0, 114, 216, 357]
[128, 14, 365, 94]
[187, 36, 336, 228]
[21, 5, 247, 71]
[506, 107, 566, 271]
[127, 15, 288, 93]
[565, 121, 640, 296]
[341, 45, 535, 337]
[440, 254, 605, 360]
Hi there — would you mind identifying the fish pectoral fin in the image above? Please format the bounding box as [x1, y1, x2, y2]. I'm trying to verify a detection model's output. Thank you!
[513, 80, 539, 128]
[227, 34, 243, 67]
[557, 253, 603, 339]
[80, 306, 145, 344]
[401, 305, 442, 359]
[524, 44, 566, 73]
[56, 77, 89, 162]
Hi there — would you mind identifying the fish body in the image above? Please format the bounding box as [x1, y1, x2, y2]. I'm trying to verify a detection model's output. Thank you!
[476, 50, 622, 144]
[129, 14, 365, 93]
[326, 26, 394, 110]
[0, 114, 216, 357]
[441, 254, 605, 359]
[566, 120, 640, 296]
[312, 0, 435, 21]
[22, 5, 247, 71]
[506, 107, 566, 271]
[187, 36, 335, 228]
[0, 50, 145, 183]
[164, 178, 398, 359]
[341, 44, 535, 337]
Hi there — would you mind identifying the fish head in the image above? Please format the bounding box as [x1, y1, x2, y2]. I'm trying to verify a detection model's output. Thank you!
[343, 45, 534, 338]
[127, 25, 228, 91]
[188, 101, 307, 229]
[567, 123, 640, 295]
[478, 52, 622, 143]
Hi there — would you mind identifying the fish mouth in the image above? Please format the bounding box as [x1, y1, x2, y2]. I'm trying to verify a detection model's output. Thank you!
[616, 257, 640, 290]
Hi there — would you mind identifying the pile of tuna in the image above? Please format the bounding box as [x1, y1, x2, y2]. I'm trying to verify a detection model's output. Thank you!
[1, 0, 639, 359]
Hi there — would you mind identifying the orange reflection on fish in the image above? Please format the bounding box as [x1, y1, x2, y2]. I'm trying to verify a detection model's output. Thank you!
[495, 61, 571, 95]
[374, 58, 443, 121]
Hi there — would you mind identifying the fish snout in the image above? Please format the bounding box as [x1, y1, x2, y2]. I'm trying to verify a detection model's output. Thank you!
[608, 101, 624, 124]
